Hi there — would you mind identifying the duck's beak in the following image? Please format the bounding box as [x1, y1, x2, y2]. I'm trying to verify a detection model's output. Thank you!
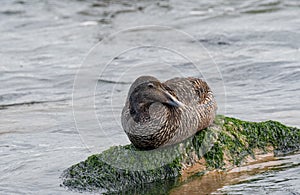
[162, 90, 186, 108]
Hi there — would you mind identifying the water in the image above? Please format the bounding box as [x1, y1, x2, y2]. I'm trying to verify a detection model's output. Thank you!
[0, 0, 300, 194]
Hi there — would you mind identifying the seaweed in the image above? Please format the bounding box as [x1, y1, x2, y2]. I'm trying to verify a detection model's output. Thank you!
[61, 115, 300, 194]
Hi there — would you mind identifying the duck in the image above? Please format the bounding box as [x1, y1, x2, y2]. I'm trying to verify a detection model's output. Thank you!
[121, 76, 217, 150]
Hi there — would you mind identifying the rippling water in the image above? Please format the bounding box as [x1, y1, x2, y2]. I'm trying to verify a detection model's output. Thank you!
[1, 0, 300, 194]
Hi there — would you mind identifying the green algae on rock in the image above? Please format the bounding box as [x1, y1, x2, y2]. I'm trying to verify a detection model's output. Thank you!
[61, 115, 300, 194]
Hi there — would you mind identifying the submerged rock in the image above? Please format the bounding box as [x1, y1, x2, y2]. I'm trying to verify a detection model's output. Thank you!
[61, 115, 300, 194]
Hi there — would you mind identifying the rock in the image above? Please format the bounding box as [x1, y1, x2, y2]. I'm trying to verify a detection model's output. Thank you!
[61, 115, 300, 194]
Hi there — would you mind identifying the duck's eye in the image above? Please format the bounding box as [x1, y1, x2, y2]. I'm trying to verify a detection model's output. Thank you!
[148, 83, 154, 88]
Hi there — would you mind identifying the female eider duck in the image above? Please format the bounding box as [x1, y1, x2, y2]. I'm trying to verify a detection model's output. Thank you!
[121, 76, 217, 150]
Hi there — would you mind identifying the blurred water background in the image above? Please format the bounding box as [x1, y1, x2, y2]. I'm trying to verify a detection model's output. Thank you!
[0, 0, 300, 194]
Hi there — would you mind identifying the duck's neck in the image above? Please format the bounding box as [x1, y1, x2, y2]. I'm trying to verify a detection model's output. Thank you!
[130, 102, 152, 123]
[130, 101, 181, 126]
[153, 105, 182, 147]
[161, 106, 181, 132]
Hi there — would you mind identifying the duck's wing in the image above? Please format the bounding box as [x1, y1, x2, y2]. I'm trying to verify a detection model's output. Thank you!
[165, 77, 217, 130]
[164, 77, 199, 105]
[186, 77, 213, 104]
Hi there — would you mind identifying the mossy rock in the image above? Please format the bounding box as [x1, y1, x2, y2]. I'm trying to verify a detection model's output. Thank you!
[61, 115, 300, 194]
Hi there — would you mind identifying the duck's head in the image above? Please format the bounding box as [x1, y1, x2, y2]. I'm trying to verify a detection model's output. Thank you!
[128, 76, 185, 116]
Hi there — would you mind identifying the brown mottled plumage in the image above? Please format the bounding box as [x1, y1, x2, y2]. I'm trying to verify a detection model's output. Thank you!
[121, 76, 217, 150]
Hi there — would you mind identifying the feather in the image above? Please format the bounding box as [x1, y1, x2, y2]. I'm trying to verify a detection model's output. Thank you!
[121, 76, 217, 150]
